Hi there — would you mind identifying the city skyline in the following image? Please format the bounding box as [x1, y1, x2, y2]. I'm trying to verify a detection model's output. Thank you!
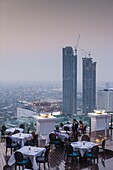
[0, 0, 113, 84]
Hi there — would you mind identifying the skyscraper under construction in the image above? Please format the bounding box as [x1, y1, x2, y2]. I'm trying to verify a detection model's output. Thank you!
[62, 46, 77, 115]
[82, 56, 96, 114]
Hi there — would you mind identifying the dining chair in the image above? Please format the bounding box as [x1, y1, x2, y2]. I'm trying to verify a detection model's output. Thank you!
[45, 144, 50, 150]
[85, 145, 99, 163]
[82, 125, 87, 134]
[63, 137, 70, 159]
[91, 164, 99, 170]
[1, 129, 6, 142]
[27, 127, 30, 134]
[3, 165, 11, 170]
[1, 125, 7, 142]
[64, 126, 70, 131]
[69, 132, 78, 142]
[36, 147, 50, 170]
[24, 159, 33, 170]
[15, 151, 30, 170]
[81, 134, 90, 141]
[13, 130, 20, 134]
[19, 124, 25, 131]
[2, 125, 7, 131]
[28, 134, 39, 147]
[6, 137, 19, 156]
[49, 133, 61, 147]
[66, 144, 80, 162]
[99, 139, 106, 160]
[31, 134, 39, 147]
[99, 139, 106, 150]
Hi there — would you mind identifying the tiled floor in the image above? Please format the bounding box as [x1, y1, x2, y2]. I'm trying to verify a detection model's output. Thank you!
[1, 129, 113, 170]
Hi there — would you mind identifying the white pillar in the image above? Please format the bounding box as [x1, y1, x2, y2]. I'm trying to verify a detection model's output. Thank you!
[33, 115, 57, 136]
[88, 112, 110, 132]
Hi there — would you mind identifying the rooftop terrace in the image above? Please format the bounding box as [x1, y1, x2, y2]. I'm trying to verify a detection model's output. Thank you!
[1, 129, 113, 170]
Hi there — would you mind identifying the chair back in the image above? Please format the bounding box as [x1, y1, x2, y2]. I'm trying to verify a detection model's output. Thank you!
[27, 127, 30, 134]
[3, 165, 11, 170]
[44, 147, 50, 161]
[82, 135, 90, 141]
[83, 125, 87, 133]
[102, 139, 106, 149]
[49, 133, 56, 141]
[19, 124, 25, 130]
[91, 145, 99, 157]
[45, 144, 50, 150]
[74, 131, 81, 141]
[64, 138, 69, 146]
[66, 144, 73, 154]
[2, 125, 7, 132]
[13, 130, 20, 134]
[91, 164, 99, 170]
[15, 151, 23, 162]
[1, 129, 5, 136]
[34, 134, 38, 147]
[24, 160, 33, 169]
[64, 126, 70, 131]
[69, 133, 77, 142]
[6, 137, 12, 146]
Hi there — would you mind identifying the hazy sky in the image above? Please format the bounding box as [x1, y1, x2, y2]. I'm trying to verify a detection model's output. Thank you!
[0, 0, 113, 85]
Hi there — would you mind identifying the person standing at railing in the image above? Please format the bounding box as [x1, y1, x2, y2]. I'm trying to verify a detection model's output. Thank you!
[72, 119, 78, 134]
[78, 120, 84, 134]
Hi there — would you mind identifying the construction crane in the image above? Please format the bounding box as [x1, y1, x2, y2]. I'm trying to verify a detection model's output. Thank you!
[81, 49, 91, 58]
[75, 34, 80, 54]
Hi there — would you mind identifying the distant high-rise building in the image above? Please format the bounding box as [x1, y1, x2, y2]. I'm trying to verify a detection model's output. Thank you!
[62, 46, 77, 115]
[82, 57, 96, 114]
[97, 88, 113, 112]
[105, 82, 110, 89]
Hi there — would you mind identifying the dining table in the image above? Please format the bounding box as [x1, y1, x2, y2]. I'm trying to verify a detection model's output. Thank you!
[5, 127, 24, 134]
[46, 130, 69, 144]
[71, 141, 97, 157]
[12, 133, 32, 147]
[62, 124, 72, 131]
[58, 131, 70, 142]
[8, 146, 46, 170]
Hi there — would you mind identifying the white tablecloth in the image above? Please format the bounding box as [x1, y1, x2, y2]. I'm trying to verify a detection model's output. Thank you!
[8, 146, 46, 170]
[63, 124, 72, 131]
[58, 133, 69, 142]
[12, 133, 32, 147]
[46, 131, 69, 143]
[71, 141, 96, 157]
[5, 128, 24, 134]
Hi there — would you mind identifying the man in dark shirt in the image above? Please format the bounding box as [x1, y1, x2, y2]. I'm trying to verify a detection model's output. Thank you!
[72, 119, 78, 134]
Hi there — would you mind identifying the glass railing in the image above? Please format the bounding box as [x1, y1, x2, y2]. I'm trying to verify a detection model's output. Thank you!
[0, 113, 90, 133]
[0, 116, 36, 133]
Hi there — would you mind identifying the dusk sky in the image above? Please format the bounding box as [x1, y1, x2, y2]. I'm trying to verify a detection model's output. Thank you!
[0, 0, 113, 85]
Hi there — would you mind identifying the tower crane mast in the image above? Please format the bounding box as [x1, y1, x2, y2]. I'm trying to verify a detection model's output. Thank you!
[81, 49, 91, 57]
[75, 34, 80, 54]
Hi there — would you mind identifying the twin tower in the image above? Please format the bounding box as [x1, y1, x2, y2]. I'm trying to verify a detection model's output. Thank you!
[62, 46, 96, 115]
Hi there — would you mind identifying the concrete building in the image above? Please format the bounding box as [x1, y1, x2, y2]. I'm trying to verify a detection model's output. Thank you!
[82, 56, 96, 114]
[97, 88, 113, 112]
[62, 46, 77, 115]
[17, 107, 36, 117]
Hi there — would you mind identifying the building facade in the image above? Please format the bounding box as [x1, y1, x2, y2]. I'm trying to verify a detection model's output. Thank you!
[82, 57, 96, 114]
[62, 46, 77, 115]
[97, 88, 113, 112]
